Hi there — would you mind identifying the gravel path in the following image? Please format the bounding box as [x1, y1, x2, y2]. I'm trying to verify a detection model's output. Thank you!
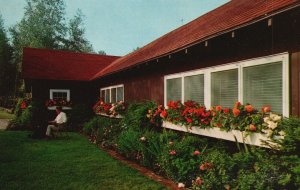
[0, 119, 10, 130]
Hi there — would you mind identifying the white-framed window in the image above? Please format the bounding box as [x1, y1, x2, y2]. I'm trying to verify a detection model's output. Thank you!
[100, 84, 124, 103]
[164, 53, 289, 116]
[50, 89, 70, 101]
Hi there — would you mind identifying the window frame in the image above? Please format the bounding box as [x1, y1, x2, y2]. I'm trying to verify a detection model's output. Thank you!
[164, 53, 289, 116]
[100, 84, 124, 103]
[49, 89, 70, 101]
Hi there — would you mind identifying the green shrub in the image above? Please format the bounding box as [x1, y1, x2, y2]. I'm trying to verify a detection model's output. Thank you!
[117, 129, 143, 160]
[278, 117, 300, 154]
[158, 135, 208, 183]
[9, 101, 48, 131]
[120, 101, 158, 131]
[68, 104, 94, 131]
[139, 130, 164, 168]
[83, 116, 100, 135]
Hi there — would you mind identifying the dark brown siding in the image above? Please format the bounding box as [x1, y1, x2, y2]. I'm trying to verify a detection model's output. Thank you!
[29, 80, 97, 106]
[95, 7, 300, 115]
[291, 52, 300, 116]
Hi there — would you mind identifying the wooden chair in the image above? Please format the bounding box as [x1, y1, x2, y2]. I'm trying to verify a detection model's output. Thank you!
[53, 122, 70, 139]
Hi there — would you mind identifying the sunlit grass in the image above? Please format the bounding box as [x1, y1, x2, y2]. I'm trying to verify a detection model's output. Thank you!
[0, 110, 14, 119]
[0, 131, 167, 190]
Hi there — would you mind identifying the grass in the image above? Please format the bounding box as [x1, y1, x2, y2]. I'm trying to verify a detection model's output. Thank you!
[0, 110, 14, 119]
[0, 131, 168, 190]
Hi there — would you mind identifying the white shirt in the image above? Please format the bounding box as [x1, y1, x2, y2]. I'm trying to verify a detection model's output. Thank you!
[54, 112, 67, 124]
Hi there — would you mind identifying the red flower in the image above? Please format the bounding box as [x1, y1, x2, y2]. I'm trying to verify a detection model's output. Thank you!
[245, 105, 254, 113]
[215, 105, 222, 112]
[223, 108, 230, 114]
[233, 108, 240, 117]
[186, 117, 193, 123]
[167, 100, 180, 109]
[261, 105, 271, 113]
[169, 150, 176, 155]
[234, 102, 241, 108]
[160, 109, 167, 118]
[216, 123, 222, 127]
[20, 101, 27, 109]
[193, 150, 201, 155]
[184, 100, 196, 107]
[249, 124, 256, 131]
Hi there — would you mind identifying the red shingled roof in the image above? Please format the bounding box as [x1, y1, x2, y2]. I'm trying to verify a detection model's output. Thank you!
[93, 0, 299, 79]
[22, 48, 119, 81]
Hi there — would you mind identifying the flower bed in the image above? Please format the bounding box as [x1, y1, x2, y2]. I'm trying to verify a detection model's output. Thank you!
[83, 101, 300, 189]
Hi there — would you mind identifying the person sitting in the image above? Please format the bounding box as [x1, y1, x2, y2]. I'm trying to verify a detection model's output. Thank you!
[46, 106, 67, 138]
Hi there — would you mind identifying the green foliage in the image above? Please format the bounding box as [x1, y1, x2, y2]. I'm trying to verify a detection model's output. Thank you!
[117, 129, 143, 160]
[65, 9, 93, 52]
[0, 15, 15, 96]
[121, 101, 158, 130]
[68, 104, 93, 131]
[83, 116, 122, 148]
[278, 117, 300, 153]
[9, 100, 48, 131]
[158, 135, 208, 183]
[196, 148, 235, 190]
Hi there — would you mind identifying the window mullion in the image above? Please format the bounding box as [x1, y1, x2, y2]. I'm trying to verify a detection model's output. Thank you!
[204, 70, 211, 109]
[181, 76, 184, 104]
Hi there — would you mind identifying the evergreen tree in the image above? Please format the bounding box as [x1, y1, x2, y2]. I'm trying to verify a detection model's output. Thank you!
[0, 15, 15, 96]
[65, 9, 93, 53]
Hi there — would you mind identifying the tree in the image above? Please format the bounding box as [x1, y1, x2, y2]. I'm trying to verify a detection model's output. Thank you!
[97, 50, 106, 55]
[65, 9, 93, 53]
[9, 0, 94, 95]
[0, 15, 15, 96]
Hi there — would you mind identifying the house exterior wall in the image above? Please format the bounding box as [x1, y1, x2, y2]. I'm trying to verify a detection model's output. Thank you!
[95, 8, 300, 116]
[28, 80, 97, 107]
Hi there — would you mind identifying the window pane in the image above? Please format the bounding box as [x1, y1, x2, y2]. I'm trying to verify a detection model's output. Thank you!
[101, 90, 105, 100]
[167, 78, 182, 102]
[211, 69, 238, 108]
[105, 89, 110, 103]
[184, 74, 204, 104]
[243, 62, 282, 113]
[116, 87, 124, 102]
[111, 88, 116, 103]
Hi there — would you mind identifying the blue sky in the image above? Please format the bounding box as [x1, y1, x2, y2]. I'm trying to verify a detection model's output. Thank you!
[0, 0, 228, 56]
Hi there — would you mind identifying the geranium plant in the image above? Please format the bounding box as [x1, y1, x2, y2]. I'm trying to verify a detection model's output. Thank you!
[93, 99, 126, 116]
[45, 98, 72, 107]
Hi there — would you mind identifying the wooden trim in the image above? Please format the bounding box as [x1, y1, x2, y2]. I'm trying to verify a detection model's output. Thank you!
[291, 52, 300, 116]
[162, 121, 282, 148]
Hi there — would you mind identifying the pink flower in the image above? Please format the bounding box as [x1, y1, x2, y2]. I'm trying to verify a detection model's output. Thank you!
[193, 150, 201, 155]
[249, 124, 256, 131]
[195, 177, 203, 185]
[169, 150, 176, 155]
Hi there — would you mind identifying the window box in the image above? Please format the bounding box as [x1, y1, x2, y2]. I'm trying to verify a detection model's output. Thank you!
[96, 112, 123, 119]
[162, 121, 283, 148]
[47, 106, 72, 110]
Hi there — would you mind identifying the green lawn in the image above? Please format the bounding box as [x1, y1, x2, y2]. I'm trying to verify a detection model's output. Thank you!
[0, 109, 14, 119]
[0, 131, 167, 190]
